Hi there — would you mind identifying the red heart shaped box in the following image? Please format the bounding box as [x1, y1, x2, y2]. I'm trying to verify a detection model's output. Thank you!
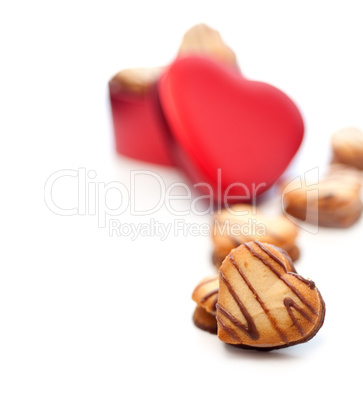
[157, 56, 304, 203]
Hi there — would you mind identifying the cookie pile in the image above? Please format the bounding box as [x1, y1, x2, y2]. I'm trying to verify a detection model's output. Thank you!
[192, 129, 363, 350]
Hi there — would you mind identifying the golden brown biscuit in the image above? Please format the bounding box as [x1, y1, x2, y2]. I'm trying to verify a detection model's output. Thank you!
[283, 164, 363, 228]
[178, 24, 238, 67]
[216, 241, 325, 350]
[211, 204, 300, 268]
[110, 66, 163, 94]
[191, 250, 296, 335]
[192, 306, 218, 334]
[331, 127, 363, 170]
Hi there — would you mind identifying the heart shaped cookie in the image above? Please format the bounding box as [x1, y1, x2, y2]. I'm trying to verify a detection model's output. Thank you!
[192, 247, 297, 335]
[158, 56, 304, 203]
[216, 241, 325, 350]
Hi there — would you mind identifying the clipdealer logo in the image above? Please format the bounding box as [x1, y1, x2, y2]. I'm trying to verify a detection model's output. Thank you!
[44, 167, 320, 238]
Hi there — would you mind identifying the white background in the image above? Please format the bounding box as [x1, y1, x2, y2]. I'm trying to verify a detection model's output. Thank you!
[1, 1, 363, 401]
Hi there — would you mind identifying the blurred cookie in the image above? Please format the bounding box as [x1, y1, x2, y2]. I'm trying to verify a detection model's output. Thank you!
[192, 306, 218, 334]
[283, 164, 363, 228]
[331, 127, 363, 170]
[110, 66, 163, 94]
[216, 241, 325, 350]
[211, 204, 300, 268]
[178, 23, 238, 67]
[283, 243, 300, 262]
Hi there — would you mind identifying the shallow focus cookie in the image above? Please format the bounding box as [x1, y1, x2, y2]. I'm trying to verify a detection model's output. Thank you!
[178, 24, 237, 67]
[110, 66, 163, 94]
[331, 127, 363, 170]
[212, 204, 300, 268]
[216, 241, 325, 350]
[283, 164, 363, 228]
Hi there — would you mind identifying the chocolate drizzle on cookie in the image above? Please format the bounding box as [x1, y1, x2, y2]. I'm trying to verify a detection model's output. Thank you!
[193, 276, 218, 292]
[200, 289, 219, 303]
[217, 270, 259, 340]
[216, 313, 242, 342]
[228, 253, 288, 343]
[284, 298, 314, 337]
[246, 242, 317, 316]
[217, 241, 321, 346]
[256, 242, 297, 273]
